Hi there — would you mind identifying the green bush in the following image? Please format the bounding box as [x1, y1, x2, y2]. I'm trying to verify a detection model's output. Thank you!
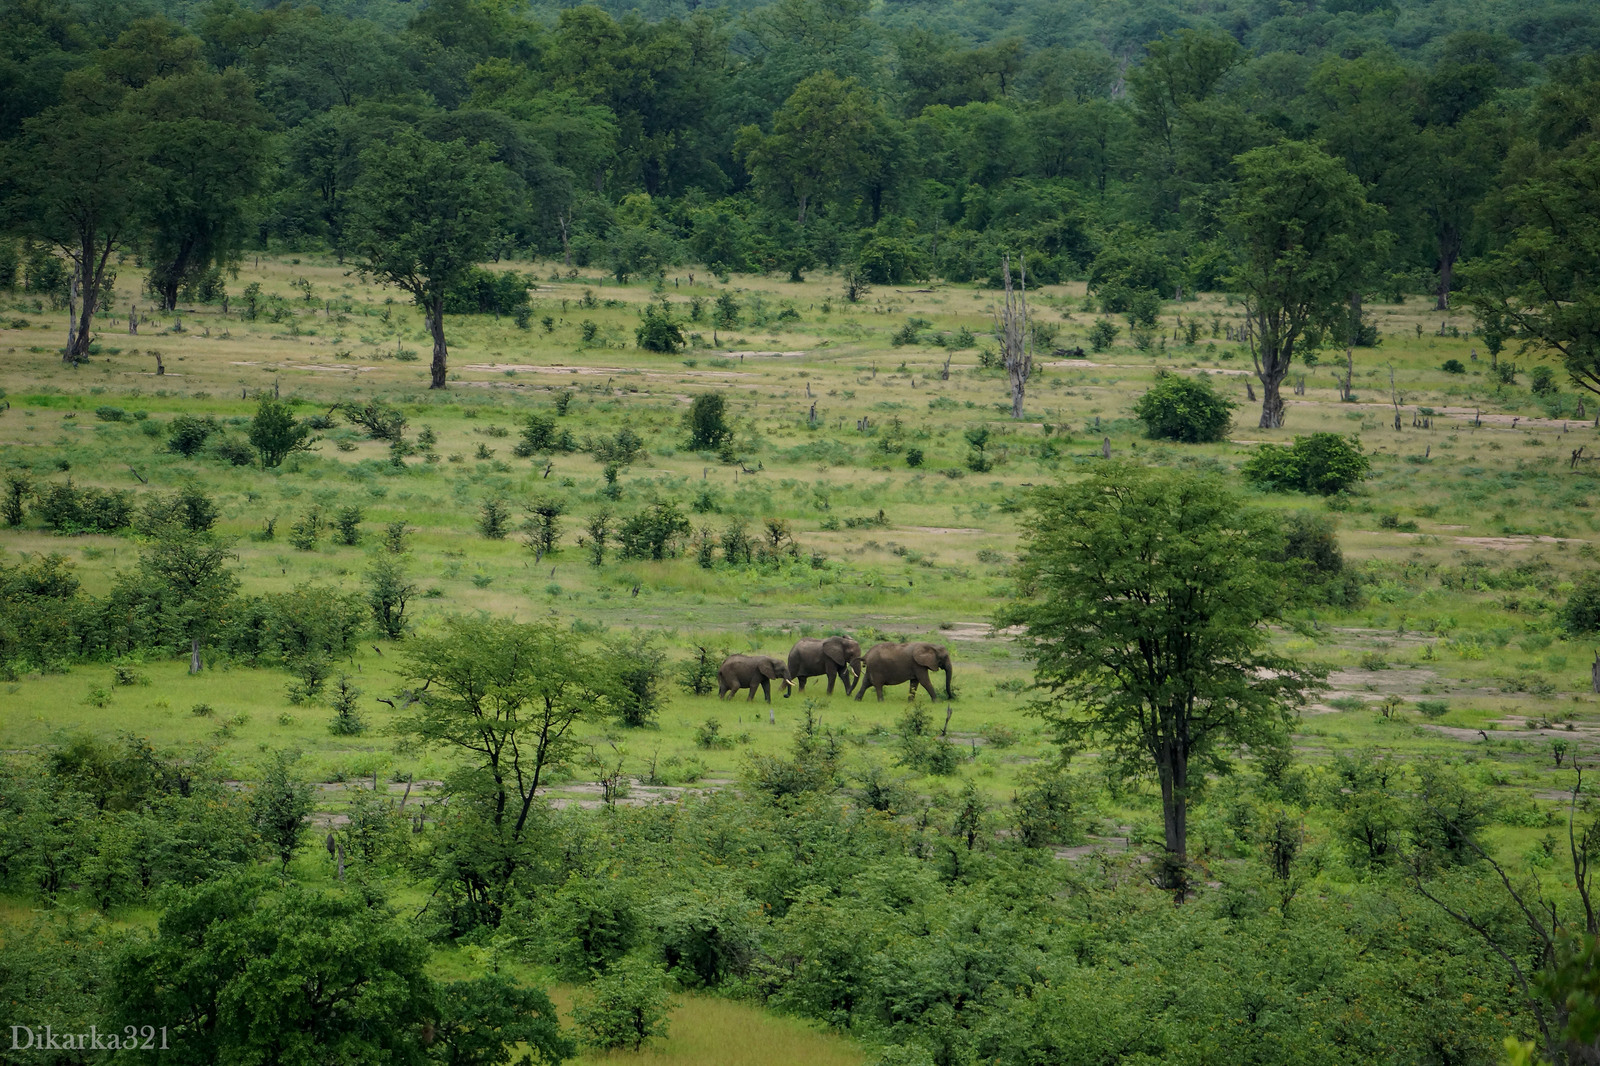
[635, 303, 685, 353]
[1242, 433, 1370, 495]
[572, 955, 671, 1051]
[1560, 573, 1600, 634]
[1132, 372, 1236, 443]
[684, 393, 732, 452]
[1441, 359, 1466, 374]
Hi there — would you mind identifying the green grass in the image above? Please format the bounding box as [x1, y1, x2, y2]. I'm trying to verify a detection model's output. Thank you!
[4, 254, 1599, 859]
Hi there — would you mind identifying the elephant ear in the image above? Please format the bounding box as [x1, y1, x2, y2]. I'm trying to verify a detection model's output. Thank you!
[760, 660, 779, 679]
[913, 644, 940, 668]
[822, 637, 848, 666]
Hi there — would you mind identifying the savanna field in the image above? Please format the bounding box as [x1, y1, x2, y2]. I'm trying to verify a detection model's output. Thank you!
[3, 256, 1599, 1063]
[4, 0, 1600, 1059]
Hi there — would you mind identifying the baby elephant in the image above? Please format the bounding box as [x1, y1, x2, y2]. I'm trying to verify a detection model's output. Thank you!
[854, 641, 954, 702]
[718, 653, 793, 703]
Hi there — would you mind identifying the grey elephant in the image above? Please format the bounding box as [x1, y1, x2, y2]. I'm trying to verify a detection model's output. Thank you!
[717, 653, 793, 702]
[853, 641, 954, 702]
[784, 636, 862, 697]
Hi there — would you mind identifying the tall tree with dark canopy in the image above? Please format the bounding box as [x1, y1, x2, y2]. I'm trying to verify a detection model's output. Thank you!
[999, 465, 1321, 895]
[9, 84, 145, 362]
[345, 131, 509, 389]
[1463, 143, 1600, 399]
[130, 68, 269, 310]
[1226, 141, 1383, 428]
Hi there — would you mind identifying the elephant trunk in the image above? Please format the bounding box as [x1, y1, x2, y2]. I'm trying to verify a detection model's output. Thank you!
[943, 661, 954, 699]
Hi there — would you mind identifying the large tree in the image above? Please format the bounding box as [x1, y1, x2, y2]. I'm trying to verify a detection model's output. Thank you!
[998, 465, 1321, 894]
[1461, 142, 1600, 398]
[1226, 140, 1384, 428]
[9, 85, 145, 362]
[736, 70, 889, 227]
[345, 130, 509, 389]
[129, 69, 269, 311]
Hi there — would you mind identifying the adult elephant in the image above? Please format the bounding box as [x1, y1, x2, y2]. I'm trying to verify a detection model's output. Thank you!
[717, 654, 793, 703]
[784, 636, 862, 697]
[853, 642, 954, 702]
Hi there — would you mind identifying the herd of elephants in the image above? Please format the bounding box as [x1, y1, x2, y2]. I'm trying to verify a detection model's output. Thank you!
[718, 637, 956, 703]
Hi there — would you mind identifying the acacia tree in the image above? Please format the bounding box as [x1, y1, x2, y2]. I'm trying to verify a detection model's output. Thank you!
[396, 618, 613, 925]
[1226, 141, 1384, 428]
[1462, 142, 1600, 399]
[345, 131, 509, 389]
[999, 465, 1321, 894]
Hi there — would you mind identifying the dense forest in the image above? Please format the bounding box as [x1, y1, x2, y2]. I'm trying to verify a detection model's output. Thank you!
[3, 0, 1598, 342]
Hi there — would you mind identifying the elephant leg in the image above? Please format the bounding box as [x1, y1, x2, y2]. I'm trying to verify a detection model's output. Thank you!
[761, 679, 772, 703]
[798, 676, 808, 692]
[824, 667, 836, 694]
[854, 677, 868, 702]
[875, 682, 885, 702]
[746, 682, 757, 702]
[915, 667, 937, 700]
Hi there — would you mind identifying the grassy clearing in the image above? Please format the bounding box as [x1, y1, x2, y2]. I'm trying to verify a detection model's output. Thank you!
[3, 254, 1596, 858]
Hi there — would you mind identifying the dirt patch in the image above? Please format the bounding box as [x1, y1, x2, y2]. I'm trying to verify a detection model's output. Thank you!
[907, 526, 985, 534]
[1288, 398, 1579, 431]
[937, 622, 1024, 641]
[229, 360, 377, 374]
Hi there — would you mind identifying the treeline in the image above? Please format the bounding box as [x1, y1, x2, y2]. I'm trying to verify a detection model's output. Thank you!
[2, 0, 1597, 310]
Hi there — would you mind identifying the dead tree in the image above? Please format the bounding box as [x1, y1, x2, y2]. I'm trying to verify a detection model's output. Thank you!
[995, 254, 1031, 420]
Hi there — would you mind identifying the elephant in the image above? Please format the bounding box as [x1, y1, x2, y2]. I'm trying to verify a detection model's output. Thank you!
[853, 642, 954, 702]
[717, 653, 793, 703]
[784, 636, 862, 697]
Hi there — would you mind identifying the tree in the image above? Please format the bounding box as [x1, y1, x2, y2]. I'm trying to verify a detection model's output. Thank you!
[107, 875, 436, 1065]
[140, 530, 239, 673]
[434, 974, 574, 1066]
[250, 749, 314, 872]
[572, 955, 671, 1052]
[345, 131, 510, 389]
[1226, 141, 1384, 428]
[999, 465, 1321, 893]
[685, 392, 732, 451]
[735, 70, 888, 227]
[10, 92, 146, 363]
[129, 69, 269, 310]
[365, 554, 415, 640]
[1132, 372, 1236, 442]
[396, 619, 613, 923]
[994, 254, 1031, 420]
[247, 397, 316, 469]
[1462, 143, 1600, 400]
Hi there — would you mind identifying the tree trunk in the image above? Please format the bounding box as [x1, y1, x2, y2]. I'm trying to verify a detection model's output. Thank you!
[64, 269, 79, 363]
[426, 297, 448, 390]
[1156, 742, 1189, 898]
[1258, 374, 1286, 428]
[998, 255, 1030, 419]
[189, 636, 202, 675]
[796, 194, 808, 228]
[66, 234, 112, 363]
[1435, 238, 1458, 312]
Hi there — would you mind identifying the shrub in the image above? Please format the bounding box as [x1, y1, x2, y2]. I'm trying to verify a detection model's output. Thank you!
[905, 447, 924, 468]
[479, 498, 511, 539]
[1530, 365, 1560, 396]
[618, 503, 691, 560]
[1132, 372, 1235, 443]
[1242, 433, 1370, 496]
[1441, 359, 1466, 374]
[167, 415, 219, 456]
[609, 636, 667, 728]
[248, 398, 316, 468]
[572, 956, 671, 1051]
[1560, 573, 1600, 634]
[333, 507, 362, 546]
[635, 303, 684, 353]
[685, 393, 732, 452]
[1088, 319, 1119, 351]
[213, 437, 255, 466]
[327, 676, 366, 735]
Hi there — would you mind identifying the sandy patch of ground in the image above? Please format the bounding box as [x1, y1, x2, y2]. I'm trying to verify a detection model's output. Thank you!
[1289, 398, 1584, 431]
[1356, 531, 1585, 549]
[907, 526, 985, 534]
[230, 360, 377, 374]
